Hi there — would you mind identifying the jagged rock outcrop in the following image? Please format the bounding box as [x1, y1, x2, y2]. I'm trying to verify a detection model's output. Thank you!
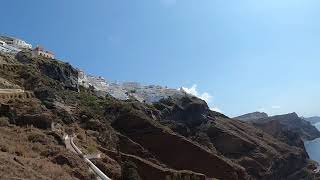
[37, 60, 79, 91]
[16, 51, 79, 91]
[155, 96, 212, 127]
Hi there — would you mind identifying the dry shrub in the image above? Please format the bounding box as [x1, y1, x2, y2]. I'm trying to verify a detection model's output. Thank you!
[28, 132, 46, 144]
[87, 143, 97, 154]
[12, 143, 28, 157]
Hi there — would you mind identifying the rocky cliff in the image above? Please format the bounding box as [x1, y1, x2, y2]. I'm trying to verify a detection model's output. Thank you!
[248, 113, 320, 142]
[154, 97, 318, 179]
[0, 52, 318, 180]
[236, 112, 320, 165]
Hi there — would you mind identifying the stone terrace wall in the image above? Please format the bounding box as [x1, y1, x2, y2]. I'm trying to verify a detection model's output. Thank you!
[0, 91, 34, 103]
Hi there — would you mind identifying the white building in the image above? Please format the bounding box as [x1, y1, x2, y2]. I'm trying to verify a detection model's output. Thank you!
[13, 38, 32, 49]
[0, 40, 21, 54]
[106, 84, 129, 100]
[87, 75, 109, 91]
[77, 69, 185, 103]
[0, 36, 32, 49]
[77, 69, 109, 91]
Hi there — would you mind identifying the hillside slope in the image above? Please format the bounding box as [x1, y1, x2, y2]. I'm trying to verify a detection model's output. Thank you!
[0, 51, 318, 180]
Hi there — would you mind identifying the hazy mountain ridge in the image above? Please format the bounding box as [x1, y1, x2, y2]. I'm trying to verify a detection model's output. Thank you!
[304, 116, 320, 125]
[236, 112, 320, 142]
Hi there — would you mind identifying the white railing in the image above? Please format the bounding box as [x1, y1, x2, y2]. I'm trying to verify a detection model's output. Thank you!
[69, 137, 111, 180]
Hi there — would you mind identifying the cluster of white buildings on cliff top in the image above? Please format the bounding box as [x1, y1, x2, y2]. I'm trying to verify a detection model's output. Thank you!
[0, 35, 186, 103]
[78, 70, 186, 103]
[0, 35, 55, 59]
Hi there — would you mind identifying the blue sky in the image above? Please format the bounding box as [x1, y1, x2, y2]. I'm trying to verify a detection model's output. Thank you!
[2, 0, 320, 117]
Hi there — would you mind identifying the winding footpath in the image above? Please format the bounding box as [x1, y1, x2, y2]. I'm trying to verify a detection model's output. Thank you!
[64, 135, 111, 180]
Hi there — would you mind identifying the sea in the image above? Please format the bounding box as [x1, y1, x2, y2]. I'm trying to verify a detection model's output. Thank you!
[305, 122, 320, 163]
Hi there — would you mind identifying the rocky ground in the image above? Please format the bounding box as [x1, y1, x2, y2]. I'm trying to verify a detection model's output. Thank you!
[0, 51, 319, 180]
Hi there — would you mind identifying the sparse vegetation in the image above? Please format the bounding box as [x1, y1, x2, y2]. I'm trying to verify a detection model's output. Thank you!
[87, 143, 98, 154]
[0, 117, 10, 126]
[121, 161, 142, 180]
[0, 50, 317, 180]
[27, 132, 46, 143]
[13, 143, 27, 157]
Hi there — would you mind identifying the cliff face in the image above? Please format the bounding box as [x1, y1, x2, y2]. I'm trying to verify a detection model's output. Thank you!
[16, 51, 79, 91]
[0, 52, 318, 180]
[250, 113, 320, 142]
[154, 97, 316, 179]
[110, 102, 248, 180]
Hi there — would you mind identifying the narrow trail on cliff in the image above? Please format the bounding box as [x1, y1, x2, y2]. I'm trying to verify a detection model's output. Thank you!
[64, 135, 112, 180]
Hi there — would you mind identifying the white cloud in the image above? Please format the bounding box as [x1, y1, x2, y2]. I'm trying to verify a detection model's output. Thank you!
[160, 0, 177, 7]
[181, 84, 198, 97]
[210, 107, 222, 113]
[200, 92, 213, 103]
[257, 107, 266, 112]
[181, 84, 222, 113]
[271, 105, 281, 109]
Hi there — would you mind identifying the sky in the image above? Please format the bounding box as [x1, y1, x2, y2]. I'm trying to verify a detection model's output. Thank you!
[2, 0, 320, 117]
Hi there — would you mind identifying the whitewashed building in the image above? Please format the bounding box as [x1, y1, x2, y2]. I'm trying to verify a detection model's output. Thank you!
[78, 69, 109, 91]
[87, 75, 109, 91]
[106, 83, 129, 100]
[0, 36, 32, 49]
[77, 70, 185, 103]
[0, 40, 21, 54]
